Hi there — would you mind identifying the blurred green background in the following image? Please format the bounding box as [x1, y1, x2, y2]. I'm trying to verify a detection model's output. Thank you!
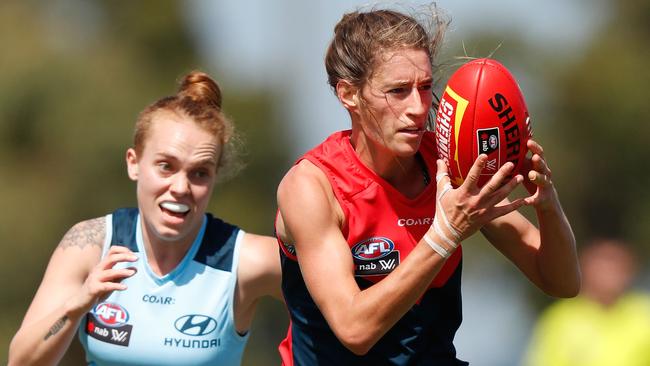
[1, 0, 648, 365]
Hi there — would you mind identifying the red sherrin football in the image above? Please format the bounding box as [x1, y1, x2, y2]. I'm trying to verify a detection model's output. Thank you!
[434, 58, 533, 188]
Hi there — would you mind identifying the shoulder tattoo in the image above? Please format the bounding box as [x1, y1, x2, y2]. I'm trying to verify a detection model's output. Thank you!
[58, 217, 105, 250]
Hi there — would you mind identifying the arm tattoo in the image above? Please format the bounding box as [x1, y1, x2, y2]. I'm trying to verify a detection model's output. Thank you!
[44, 315, 69, 340]
[58, 217, 105, 250]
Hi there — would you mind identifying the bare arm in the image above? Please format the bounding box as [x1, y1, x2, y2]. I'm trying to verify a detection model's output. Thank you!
[481, 140, 580, 297]
[276, 157, 523, 355]
[234, 233, 283, 334]
[8, 217, 138, 366]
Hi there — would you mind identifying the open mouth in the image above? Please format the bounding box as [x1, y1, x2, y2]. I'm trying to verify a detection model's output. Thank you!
[160, 201, 190, 218]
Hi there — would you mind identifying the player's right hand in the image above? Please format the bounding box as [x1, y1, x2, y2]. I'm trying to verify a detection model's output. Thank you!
[69, 246, 138, 315]
[434, 157, 525, 242]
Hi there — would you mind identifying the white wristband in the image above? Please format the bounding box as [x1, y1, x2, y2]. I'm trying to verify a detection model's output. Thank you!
[423, 233, 450, 259]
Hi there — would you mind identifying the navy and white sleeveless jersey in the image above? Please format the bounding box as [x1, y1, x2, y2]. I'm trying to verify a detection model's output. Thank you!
[78, 208, 249, 366]
[278, 131, 468, 366]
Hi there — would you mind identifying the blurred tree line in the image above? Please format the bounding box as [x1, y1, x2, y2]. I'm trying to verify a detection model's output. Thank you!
[550, 0, 650, 249]
[1, 0, 648, 364]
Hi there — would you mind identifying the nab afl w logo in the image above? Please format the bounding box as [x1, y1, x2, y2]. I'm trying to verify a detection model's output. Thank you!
[352, 237, 394, 261]
[477, 127, 500, 173]
[93, 302, 129, 326]
[87, 302, 133, 346]
[351, 237, 400, 277]
[174, 315, 218, 336]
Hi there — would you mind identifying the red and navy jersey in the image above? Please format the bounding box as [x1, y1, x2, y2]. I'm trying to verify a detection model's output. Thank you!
[277, 130, 468, 365]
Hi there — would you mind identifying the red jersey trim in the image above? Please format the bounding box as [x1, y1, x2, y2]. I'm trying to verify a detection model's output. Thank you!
[278, 320, 294, 366]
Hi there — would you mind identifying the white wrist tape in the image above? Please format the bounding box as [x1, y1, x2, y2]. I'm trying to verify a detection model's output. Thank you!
[437, 182, 453, 199]
[433, 217, 459, 249]
[436, 183, 461, 242]
[423, 233, 450, 259]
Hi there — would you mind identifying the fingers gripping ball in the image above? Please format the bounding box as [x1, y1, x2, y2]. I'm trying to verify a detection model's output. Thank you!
[434, 58, 533, 187]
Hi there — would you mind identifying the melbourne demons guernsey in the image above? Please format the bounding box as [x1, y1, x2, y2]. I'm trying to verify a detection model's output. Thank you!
[78, 208, 249, 366]
[278, 130, 468, 366]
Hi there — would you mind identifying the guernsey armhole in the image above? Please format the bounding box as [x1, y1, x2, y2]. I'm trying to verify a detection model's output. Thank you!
[229, 229, 250, 341]
[101, 214, 113, 259]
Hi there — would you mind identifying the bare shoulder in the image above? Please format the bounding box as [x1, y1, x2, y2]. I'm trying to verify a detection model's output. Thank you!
[242, 232, 278, 248]
[18, 217, 107, 327]
[58, 216, 106, 251]
[42, 216, 107, 294]
[278, 159, 341, 225]
[277, 160, 337, 243]
[239, 233, 280, 273]
[238, 232, 282, 299]
[278, 160, 331, 203]
[50, 216, 106, 272]
[278, 160, 330, 197]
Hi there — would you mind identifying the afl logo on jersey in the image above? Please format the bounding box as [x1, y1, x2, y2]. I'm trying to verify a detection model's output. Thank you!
[352, 237, 394, 261]
[92, 302, 130, 327]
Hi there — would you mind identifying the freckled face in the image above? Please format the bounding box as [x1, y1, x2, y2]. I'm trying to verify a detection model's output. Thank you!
[126, 112, 221, 244]
[358, 48, 433, 157]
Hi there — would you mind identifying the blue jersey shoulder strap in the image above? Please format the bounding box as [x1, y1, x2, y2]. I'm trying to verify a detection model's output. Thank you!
[194, 213, 239, 272]
[110, 208, 139, 253]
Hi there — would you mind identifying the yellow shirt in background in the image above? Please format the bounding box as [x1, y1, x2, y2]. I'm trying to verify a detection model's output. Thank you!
[523, 292, 650, 366]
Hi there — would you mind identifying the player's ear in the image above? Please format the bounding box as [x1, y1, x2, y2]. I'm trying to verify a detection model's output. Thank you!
[337, 80, 359, 112]
[126, 148, 139, 181]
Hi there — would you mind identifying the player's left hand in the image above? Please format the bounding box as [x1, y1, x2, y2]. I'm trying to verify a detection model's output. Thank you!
[522, 139, 558, 209]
